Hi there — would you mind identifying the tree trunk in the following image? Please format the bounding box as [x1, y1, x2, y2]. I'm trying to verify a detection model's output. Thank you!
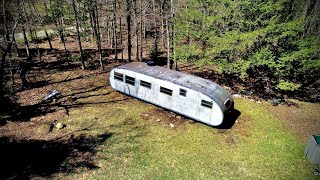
[2, 0, 8, 46]
[24, 0, 41, 60]
[90, 12, 95, 42]
[22, 27, 30, 57]
[12, 34, 20, 57]
[20, 0, 33, 43]
[72, 0, 85, 69]
[133, 0, 139, 61]
[43, 0, 48, 17]
[166, 16, 170, 69]
[152, 0, 157, 45]
[186, 4, 190, 45]
[1, 0, 9, 86]
[27, 0, 41, 60]
[111, 18, 114, 48]
[139, 0, 143, 60]
[93, 0, 104, 70]
[119, 3, 124, 61]
[106, 15, 111, 45]
[126, 0, 132, 62]
[143, 8, 146, 40]
[171, 0, 177, 70]
[31, 0, 53, 50]
[161, 0, 165, 49]
[0, 18, 19, 90]
[57, 17, 67, 57]
[16, 0, 30, 57]
[113, 0, 118, 60]
[51, 2, 66, 57]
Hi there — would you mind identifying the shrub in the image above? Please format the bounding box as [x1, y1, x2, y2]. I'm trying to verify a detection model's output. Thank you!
[68, 54, 80, 62]
[276, 81, 301, 91]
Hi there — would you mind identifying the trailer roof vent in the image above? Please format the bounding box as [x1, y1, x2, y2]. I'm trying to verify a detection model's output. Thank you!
[171, 74, 180, 78]
[200, 80, 208, 84]
[146, 61, 155, 66]
[194, 85, 203, 89]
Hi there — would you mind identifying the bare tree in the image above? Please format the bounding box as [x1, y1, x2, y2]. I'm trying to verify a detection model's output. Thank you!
[126, 0, 132, 62]
[16, 0, 30, 57]
[2, 0, 17, 85]
[20, 0, 32, 40]
[89, 7, 95, 42]
[133, 0, 139, 61]
[139, 0, 143, 60]
[166, 16, 170, 69]
[31, 0, 53, 50]
[152, 0, 157, 44]
[171, 0, 176, 70]
[26, 0, 41, 60]
[119, 2, 124, 61]
[113, 0, 118, 60]
[12, 33, 20, 57]
[106, 7, 111, 44]
[0, 16, 21, 89]
[72, 0, 85, 69]
[51, 0, 67, 57]
[91, 0, 104, 70]
[161, 0, 165, 49]
[2, 0, 9, 46]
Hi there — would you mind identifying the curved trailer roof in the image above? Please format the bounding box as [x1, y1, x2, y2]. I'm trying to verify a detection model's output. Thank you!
[113, 62, 233, 112]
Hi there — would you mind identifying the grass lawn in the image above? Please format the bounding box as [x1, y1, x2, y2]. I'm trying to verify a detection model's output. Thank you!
[0, 59, 318, 179]
[55, 98, 315, 179]
[49, 74, 316, 179]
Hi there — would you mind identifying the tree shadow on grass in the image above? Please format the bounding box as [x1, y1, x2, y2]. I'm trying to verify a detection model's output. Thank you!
[17, 48, 60, 57]
[31, 57, 80, 72]
[83, 48, 121, 58]
[0, 92, 130, 125]
[0, 132, 112, 179]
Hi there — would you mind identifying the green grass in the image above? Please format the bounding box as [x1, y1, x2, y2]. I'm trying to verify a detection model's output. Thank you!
[15, 29, 57, 43]
[3, 62, 317, 179]
[54, 91, 316, 179]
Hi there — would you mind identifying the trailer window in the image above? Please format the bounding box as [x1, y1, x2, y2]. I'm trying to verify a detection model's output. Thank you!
[201, 100, 213, 109]
[224, 99, 231, 109]
[179, 88, 187, 97]
[125, 75, 135, 86]
[140, 80, 151, 89]
[160, 86, 172, 96]
[114, 72, 123, 81]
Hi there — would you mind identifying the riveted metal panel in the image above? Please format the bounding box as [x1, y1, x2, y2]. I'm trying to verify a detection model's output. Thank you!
[110, 62, 234, 126]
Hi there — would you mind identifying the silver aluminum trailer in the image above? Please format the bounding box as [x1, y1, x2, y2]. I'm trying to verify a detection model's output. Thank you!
[110, 62, 234, 126]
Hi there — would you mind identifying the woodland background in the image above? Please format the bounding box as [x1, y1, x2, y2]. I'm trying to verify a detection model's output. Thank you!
[0, 0, 319, 107]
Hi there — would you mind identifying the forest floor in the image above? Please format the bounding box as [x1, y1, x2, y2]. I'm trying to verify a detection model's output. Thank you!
[0, 38, 319, 179]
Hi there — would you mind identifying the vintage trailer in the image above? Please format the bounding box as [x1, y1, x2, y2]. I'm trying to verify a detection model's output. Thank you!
[110, 62, 234, 126]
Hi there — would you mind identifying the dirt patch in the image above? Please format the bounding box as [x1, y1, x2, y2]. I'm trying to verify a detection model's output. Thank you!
[0, 51, 114, 140]
[225, 135, 238, 145]
[218, 129, 228, 134]
[265, 102, 320, 143]
[140, 107, 188, 128]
